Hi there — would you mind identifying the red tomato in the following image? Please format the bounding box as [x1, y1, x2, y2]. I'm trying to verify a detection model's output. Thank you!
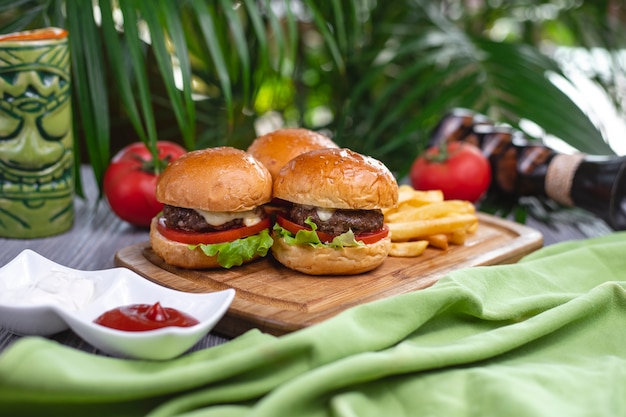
[276, 215, 389, 244]
[156, 217, 271, 244]
[410, 142, 491, 202]
[104, 141, 187, 227]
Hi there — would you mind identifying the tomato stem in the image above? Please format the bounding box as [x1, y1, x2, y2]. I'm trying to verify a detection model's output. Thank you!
[130, 153, 173, 175]
[423, 141, 451, 163]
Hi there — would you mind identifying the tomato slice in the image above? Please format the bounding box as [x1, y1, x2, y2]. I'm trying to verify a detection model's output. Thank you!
[157, 216, 271, 245]
[355, 225, 390, 245]
[275, 215, 388, 244]
[276, 215, 336, 243]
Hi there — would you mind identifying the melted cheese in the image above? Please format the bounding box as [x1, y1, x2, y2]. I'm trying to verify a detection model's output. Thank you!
[194, 209, 262, 227]
[316, 207, 335, 221]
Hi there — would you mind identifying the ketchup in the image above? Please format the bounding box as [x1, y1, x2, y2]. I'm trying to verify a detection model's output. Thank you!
[93, 302, 199, 331]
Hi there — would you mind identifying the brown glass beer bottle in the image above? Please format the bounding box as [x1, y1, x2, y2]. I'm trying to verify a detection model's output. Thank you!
[428, 109, 626, 230]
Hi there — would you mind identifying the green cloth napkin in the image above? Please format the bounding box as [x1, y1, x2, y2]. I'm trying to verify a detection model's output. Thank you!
[2, 232, 626, 417]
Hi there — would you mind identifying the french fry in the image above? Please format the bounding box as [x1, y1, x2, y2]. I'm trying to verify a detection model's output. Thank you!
[389, 240, 429, 257]
[397, 185, 443, 205]
[385, 200, 474, 223]
[384, 185, 480, 257]
[424, 234, 449, 250]
[384, 187, 445, 217]
[467, 219, 479, 234]
[387, 214, 477, 241]
[447, 229, 467, 245]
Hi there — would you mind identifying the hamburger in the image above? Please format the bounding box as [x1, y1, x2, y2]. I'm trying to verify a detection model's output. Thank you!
[271, 148, 399, 275]
[150, 147, 274, 269]
[247, 128, 339, 179]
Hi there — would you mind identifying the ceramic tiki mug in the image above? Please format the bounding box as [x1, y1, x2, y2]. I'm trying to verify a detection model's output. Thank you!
[0, 28, 74, 238]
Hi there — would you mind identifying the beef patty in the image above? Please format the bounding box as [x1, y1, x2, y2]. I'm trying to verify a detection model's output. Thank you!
[162, 205, 244, 233]
[289, 204, 384, 235]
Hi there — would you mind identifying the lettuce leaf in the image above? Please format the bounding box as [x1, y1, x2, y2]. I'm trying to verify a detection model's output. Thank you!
[273, 217, 364, 249]
[189, 229, 274, 269]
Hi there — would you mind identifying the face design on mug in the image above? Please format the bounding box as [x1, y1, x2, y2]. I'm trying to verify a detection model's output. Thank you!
[0, 31, 74, 237]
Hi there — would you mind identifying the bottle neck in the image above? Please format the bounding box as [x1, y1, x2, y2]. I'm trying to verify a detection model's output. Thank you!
[545, 154, 626, 229]
[544, 154, 586, 206]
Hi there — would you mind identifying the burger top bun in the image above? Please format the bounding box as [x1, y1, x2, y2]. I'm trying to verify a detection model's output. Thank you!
[156, 146, 272, 212]
[273, 148, 398, 210]
[247, 128, 338, 178]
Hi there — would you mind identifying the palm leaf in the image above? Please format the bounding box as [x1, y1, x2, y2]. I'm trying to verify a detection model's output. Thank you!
[0, 0, 63, 28]
[190, 0, 234, 122]
[474, 38, 614, 155]
[303, 0, 345, 73]
[330, 0, 348, 54]
[140, 1, 195, 157]
[65, 1, 110, 197]
[98, 0, 147, 145]
[116, 3, 159, 151]
[332, 5, 613, 177]
[157, 0, 196, 150]
[241, 0, 270, 101]
[218, 0, 252, 108]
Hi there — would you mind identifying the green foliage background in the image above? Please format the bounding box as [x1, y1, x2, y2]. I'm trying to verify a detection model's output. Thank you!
[1, 0, 624, 200]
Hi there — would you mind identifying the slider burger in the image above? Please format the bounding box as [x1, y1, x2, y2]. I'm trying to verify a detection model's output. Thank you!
[150, 147, 274, 269]
[247, 128, 339, 179]
[271, 148, 399, 275]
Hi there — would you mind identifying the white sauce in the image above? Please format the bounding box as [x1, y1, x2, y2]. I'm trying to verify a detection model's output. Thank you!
[0, 269, 95, 310]
[316, 208, 335, 221]
[194, 209, 262, 227]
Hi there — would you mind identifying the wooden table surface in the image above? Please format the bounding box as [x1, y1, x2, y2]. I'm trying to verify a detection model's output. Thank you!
[0, 166, 615, 357]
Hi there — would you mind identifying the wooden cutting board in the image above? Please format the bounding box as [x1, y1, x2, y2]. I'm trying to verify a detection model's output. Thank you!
[114, 212, 543, 338]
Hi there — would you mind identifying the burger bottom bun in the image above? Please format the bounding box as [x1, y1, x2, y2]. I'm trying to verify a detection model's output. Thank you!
[149, 218, 258, 269]
[271, 234, 391, 276]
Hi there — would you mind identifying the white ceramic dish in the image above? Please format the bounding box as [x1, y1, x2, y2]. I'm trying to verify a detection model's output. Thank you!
[0, 249, 235, 360]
